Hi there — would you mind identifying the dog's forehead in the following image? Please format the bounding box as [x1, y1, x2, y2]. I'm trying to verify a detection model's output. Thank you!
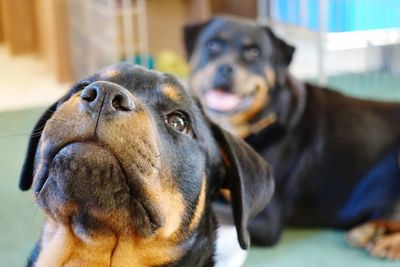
[201, 17, 272, 47]
[94, 63, 164, 89]
[85, 63, 191, 103]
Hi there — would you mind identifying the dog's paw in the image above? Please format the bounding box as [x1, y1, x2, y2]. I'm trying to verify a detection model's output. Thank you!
[347, 221, 400, 260]
[346, 222, 385, 248]
[368, 233, 400, 260]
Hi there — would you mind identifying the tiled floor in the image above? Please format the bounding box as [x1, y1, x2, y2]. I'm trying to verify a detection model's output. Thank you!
[0, 46, 68, 111]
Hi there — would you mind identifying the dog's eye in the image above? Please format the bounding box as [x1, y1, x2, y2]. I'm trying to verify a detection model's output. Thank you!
[166, 112, 189, 134]
[207, 39, 224, 54]
[243, 46, 261, 61]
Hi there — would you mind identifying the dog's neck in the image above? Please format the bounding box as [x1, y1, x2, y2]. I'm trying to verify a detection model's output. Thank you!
[243, 74, 307, 149]
[33, 217, 215, 267]
[281, 73, 307, 130]
[238, 73, 307, 140]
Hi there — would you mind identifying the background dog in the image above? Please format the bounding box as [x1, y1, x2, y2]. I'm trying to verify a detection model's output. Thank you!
[19, 63, 274, 266]
[184, 16, 400, 259]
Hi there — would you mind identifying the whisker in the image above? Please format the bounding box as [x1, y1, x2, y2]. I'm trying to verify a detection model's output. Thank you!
[0, 133, 31, 138]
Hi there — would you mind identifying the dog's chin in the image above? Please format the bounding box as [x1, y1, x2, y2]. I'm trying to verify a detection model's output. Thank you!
[36, 142, 162, 237]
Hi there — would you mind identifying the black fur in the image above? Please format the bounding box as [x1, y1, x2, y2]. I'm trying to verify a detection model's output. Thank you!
[247, 84, 400, 245]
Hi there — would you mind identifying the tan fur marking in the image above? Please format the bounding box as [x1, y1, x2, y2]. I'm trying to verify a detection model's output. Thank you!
[163, 85, 182, 102]
[100, 69, 121, 79]
[266, 68, 276, 86]
[189, 176, 207, 231]
[229, 69, 277, 138]
[111, 236, 183, 266]
[230, 75, 269, 126]
[147, 180, 186, 239]
[347, 220, 400, 260]
[219, 189, 232, 202]
[35, 219, 72, 267]
[233, 113, 278, 138]
[36, 218, 184, 267]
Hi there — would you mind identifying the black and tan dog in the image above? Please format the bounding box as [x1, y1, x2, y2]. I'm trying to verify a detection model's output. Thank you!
[19, 63, 274, 266]
[185, 16, 400, 259]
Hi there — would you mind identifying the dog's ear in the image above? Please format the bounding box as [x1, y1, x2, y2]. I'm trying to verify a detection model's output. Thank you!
[211, 122, 275, 249]
[183, 19, 212, 60]
[264, 27, 295, 85]
[19, 102, 58, 191]
[265, 28, 295, 68]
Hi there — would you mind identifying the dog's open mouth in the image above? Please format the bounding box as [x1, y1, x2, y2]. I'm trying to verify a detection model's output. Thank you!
[204, 88, 257, 113]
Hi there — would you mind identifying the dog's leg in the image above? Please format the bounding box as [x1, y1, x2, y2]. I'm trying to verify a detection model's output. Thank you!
[347, 219, 400, 259]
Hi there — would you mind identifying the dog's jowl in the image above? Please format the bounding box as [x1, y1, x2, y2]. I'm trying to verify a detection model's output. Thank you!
[19, 63, 274, 266]
[185, 16, 400, 259]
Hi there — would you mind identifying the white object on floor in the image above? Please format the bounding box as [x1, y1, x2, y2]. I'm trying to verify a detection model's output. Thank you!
[215, 225, 248, 267]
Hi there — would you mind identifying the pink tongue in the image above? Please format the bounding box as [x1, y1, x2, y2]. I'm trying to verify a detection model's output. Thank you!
[205, 90, 242, 112]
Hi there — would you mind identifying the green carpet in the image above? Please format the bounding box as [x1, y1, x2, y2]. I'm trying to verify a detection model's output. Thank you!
[309, 72, 400, 101]
[1, 103, 399, 267]
[0, 108, 45, 267]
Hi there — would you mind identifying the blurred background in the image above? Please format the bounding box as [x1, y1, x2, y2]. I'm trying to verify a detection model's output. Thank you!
[1, 0, 400, 110]
[0, 0, 399, 266]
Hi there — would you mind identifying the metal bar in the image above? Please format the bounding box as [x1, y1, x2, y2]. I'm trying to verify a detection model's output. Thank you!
[122, 0, 135, 59]
[257, 0, 269, 25]
[318, 0, 328, 85]
[300, 0, 309, 28]
[137, 0, 149, 68]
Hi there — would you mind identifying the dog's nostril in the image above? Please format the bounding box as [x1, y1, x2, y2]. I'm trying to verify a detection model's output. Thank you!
[81, 82, 135, 113]
[81, 87, 97, 102]
[112, 94, 135, 111]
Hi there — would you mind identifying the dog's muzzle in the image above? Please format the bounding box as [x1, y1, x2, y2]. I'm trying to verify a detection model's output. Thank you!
[50, 142, 127, 209]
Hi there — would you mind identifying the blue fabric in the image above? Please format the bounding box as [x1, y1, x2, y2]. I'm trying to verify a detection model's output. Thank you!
[338, 148, 400, 223]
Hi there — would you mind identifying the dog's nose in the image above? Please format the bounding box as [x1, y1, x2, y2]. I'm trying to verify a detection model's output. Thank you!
[217, 64, 233, 77]
[81, 81, 135, 114]
[214, 64, 234, 91]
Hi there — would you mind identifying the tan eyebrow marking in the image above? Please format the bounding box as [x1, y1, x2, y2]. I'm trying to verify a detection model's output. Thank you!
[162, 85, 183, 102]
[100, 69, 121, 79]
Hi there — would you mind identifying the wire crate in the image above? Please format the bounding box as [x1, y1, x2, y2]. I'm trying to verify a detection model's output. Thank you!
[258, 0, 400, 101]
